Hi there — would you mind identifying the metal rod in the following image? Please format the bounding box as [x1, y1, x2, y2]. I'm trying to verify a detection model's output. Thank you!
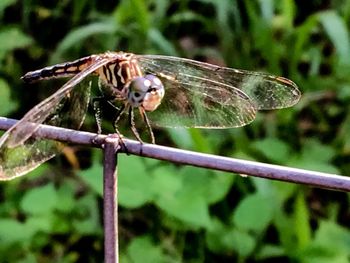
[103, 137, 120, 263]
[122, 140, 350, 192]
[0, 117, 349, 192]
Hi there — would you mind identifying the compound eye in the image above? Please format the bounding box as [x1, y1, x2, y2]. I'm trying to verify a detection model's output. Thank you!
[128, 77, 152, 107]
[127, 75, 165, 109]
[141, 75, 165, 112]
[129, 77, 152, 93]
[144, 75, 163, 91]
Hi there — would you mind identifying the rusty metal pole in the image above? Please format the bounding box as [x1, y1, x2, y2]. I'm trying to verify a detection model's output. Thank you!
[0, 117, 349, 192]
[103, 137, 120, 263]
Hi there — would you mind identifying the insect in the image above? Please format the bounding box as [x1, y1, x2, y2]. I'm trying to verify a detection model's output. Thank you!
[0, 51, 301, 180]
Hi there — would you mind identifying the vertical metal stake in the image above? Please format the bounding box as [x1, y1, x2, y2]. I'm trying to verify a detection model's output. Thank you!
[103, 138, 119, 263]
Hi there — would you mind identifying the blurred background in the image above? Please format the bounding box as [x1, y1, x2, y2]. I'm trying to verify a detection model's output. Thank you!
[0, 0, 350, 262]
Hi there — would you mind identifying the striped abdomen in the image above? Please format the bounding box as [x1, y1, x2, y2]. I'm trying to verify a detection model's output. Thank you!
[21, 52, 143, 93]
[21, 55, 97, 83]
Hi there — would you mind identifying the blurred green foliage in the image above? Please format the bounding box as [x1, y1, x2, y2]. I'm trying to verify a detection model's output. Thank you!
[0, 0, 350, 262]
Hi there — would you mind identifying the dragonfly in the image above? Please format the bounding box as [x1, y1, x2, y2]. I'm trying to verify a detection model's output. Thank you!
[0, 51, 301, 180]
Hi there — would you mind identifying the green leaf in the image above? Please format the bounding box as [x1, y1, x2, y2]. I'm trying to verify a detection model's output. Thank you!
[270, 181, 297, 204]
[156, 188, 211, 228]
[153, 166, 217, 227]
[280, 0, 296, 29]
[293, 191, 311, 249]
[0, 0, 16, 17]
[161, 193, 210, 228]
[297, 247, 349, 263]
[232, 193, 275, 233]
[165, 127, 194, 149]
[0, 78, 18, 115]
[118, 155, 154, 208]
[54, 182, 78, 213]
[16, 254, 37, 263]
[339, 109, 350, 152]
[206, 219, 256, 257]
[79, 162, 103, 196]
[20, 184, 57, 215]
[189, 128, 214, 153]
[51, 21, 116, 62]
[50, 213, 71, 234]
[296, 222, 350, 263]
[288, 139, 339, 174]
[290, 14, 319, 72]
[273, 210, 297, 253]
[151, 164, 234, 228]
[24, 216, 51, 234]
[154, 166, 233, 227]
[151, 166, 182, 199]
[318, 11, 350, 65]
[314, 220, 350, 253]
[252, 138, 290, 163]
[256, 244, 286, 259]
[129, 0, 150, 32]
[126, 235, 165, 263]
[114, 0, 150, 34]
[0, 27, 32, 61]
[148, 29, 178, 56]
[72, 194, 101, 235]
[0, 219, 33, 243]
[205, 170, 235, 204]
[229, 229, 256, 257]
[206, 218, 230, 253]
[258, 0, 274, 21]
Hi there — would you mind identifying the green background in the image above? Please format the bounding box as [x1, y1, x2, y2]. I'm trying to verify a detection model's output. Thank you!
[0, 0, 350, 262]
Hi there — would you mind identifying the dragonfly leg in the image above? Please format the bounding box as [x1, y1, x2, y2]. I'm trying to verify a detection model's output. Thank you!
[128, 107, 143, 143]
[108, 104, 129, 153]
[113, 103, 126, 129]
[106, 100, 121, 111]
[92, 97, 104, 134]
[139, 108, 155, 144]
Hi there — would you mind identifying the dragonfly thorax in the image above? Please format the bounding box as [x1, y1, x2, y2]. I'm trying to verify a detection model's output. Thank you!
[127, 75, 165, 111]
[98, 53, 142, 92]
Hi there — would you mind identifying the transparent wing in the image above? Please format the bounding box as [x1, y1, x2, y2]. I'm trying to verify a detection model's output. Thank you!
[136, 55, 300, 128]
[0, 80, 92, 180]
[0, 57, 112, 180]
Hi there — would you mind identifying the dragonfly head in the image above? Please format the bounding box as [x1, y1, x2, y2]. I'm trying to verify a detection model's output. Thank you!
[127, 75, 165, 111]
